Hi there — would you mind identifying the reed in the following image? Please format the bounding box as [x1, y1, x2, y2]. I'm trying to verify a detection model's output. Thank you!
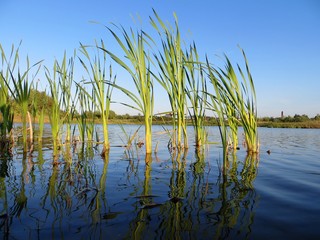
[74, 84, 95, 149]
[58, 51, 76, 143]
[29, 82, 46, 144]
[205, 48, 258, 169]
[0, 44, 14, 139]
[75, 85, 87, 145]
[119, 124, 142, 160]
[102, 26, 154, 154]
[79, 41, 115, 156]
[37, 107, 45, 143]
[206, 57, 229, 170]
[185, 43, 208, 148]
[45, 60, 64, 156]
[84, 89, 96, 144]
[3, 43, 42, 152]
[215, 49, 258, 153]
[151, 10, 188, 150]
[238, 49, 259, 153]
[223, 94, 239, 151]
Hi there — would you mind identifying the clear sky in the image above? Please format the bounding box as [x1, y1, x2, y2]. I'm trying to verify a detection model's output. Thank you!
[1, 0, 319, 117]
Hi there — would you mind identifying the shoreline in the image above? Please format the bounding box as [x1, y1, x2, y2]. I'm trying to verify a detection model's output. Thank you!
[12, 117, 320, 129]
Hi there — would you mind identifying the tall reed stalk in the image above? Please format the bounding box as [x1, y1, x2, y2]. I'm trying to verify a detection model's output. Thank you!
[37, 107, 45, 143]
[58, 51, 76, 143]
[215, 49, 258, 153]
[206, 47, 258, 166]
[237, 50, 258, 153]
[206, 57, 229, 170]
[102, 26, 154, 155]
[185, 43, 207, 148]
[79, 41, 115, 156]
[84, 89, 96, 144]
[0, 44, 14, 139]
[74, 84, 95, 148]
[151, 11, 188, 150]
[3, 43, 41, 152]
[45, 62, 63, 156]
[75, 84, 87, 145]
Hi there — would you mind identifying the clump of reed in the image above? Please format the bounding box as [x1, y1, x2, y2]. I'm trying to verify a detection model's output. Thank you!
[102, 25, 154, 156]
[1, 42, 42, 153]
[151, 10, 188, 151]
[0, 44, 14, 147]
[184, 43, 208, 149]
[0, 11, 259, 167]
[79, 41, 116, 157]
[207, 49, 259, 154]
[205, 48, 259, 168]
[59, 51, 76, 144]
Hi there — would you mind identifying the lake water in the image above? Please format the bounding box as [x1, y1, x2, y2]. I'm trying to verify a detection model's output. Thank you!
[0, 125, 319, 239]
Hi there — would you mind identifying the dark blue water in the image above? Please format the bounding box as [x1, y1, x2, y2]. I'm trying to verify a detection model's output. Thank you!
[0, 125, 319, 239]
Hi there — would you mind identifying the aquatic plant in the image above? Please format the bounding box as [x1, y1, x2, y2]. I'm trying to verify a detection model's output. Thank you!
[58, 51, 76, 143]
[0, 44, 14, 140]
[184, 43, 208, 148]
[75, 85, 87, 145]
[119, 124, 142, 160]
[3, 43, 42, 152]
[37, 107, 45, 143]
[206, 57, 229, 171]
[79, 41, 115, 156]
[102, 26, 154, 154]
[215, 49, 259, 153]
[45, 60, 63, 156]
[84, 89, 96, 144]
[151, 10, 188, 150]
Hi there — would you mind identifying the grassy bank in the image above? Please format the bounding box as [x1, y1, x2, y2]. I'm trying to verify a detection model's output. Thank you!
[258, 120, 320, 129]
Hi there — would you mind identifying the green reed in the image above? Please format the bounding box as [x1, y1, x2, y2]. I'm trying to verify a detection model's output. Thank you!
[74, 84, 95, 147]
[151, 10, 188, 150]
[38, 107, 45, 143]
[216, 49, 259, 153]
[185, 43, 208, 148]
[0, 44, 14, 140]
[84, 89, 96, 144]
[103, 26, 154, 155]
[3, 43, 42, 152]
[75, 85, 87, 145]
[206, 57, 229, 170]
[45, 60, 64, 156]
[58, 51, 76, 143]
[79, 41, 115, 156]
[119, 124, 142, 160]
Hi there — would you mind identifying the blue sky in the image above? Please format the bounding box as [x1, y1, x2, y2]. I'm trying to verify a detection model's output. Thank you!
[1, 0, 319, 117]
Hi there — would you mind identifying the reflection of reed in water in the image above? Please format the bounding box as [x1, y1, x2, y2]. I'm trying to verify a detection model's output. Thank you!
[147, 150, 259, 239]
[209, 153, 259, 239]
[1, 136, 261, 239]
[147, 150, 189, 240]
[89, 151, 109, 237]
[128, 154, 153, 239]
[0, 156, 10, 235]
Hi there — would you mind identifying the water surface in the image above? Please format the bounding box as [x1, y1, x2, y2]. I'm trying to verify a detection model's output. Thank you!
[0, 125, 319, 239]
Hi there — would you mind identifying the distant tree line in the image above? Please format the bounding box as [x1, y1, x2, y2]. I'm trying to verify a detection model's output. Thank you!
[258, 114, 320, 122]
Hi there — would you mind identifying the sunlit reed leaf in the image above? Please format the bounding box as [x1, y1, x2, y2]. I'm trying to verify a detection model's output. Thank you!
[150, 10, 188, 150]
[101, 25, 154, 154]
[79, 41, 116, 156]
